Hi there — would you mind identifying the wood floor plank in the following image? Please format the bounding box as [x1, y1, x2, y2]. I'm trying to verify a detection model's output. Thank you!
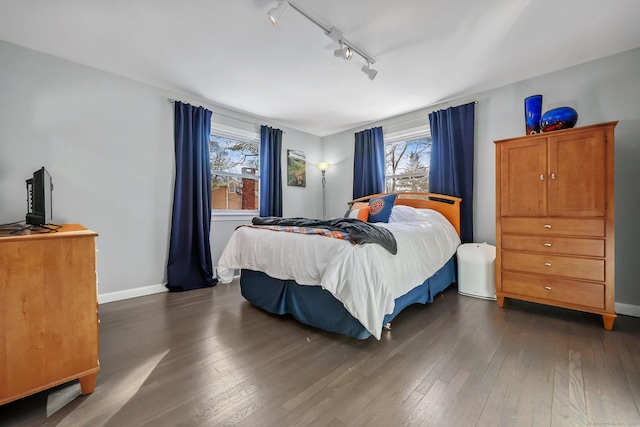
[1, 283, 639, 427]
[567, 349, 588, 426]
[526, 313, 564, 427]
[475, 302, 533, 427]
[610, 329, 640, 417]
[414, 301, 505, 426]
[583, 327, 640, 425]
[550, 319, 572, 427]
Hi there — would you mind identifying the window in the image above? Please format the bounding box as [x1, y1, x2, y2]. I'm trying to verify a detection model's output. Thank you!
[209, 131, 259, 211]
[384, 133, 431, 193]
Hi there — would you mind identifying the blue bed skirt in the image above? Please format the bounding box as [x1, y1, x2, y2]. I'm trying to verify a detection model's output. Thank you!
[239, 257, 457, 339]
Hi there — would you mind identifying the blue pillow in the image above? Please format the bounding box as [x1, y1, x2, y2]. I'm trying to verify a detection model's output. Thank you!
[368, 193, 397, 223]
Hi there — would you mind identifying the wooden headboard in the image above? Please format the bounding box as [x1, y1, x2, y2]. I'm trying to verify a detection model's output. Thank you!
[348, 192, 462, 236]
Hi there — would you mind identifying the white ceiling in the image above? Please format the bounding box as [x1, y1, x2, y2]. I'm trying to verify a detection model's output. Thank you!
[1, 0, 640, 136]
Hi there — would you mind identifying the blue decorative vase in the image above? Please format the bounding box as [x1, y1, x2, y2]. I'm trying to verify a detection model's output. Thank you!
[540, 107, 578, 132]
[524, 95, 543, 135]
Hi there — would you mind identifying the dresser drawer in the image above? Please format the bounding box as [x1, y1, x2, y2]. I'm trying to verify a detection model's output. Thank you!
[501, 235, 605, 257]
[502, 271, 605, 309]
[501, 251, 604, 281]
[501, 217, 605, 237]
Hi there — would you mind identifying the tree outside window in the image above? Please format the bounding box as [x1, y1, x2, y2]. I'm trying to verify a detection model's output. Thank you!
[385, 136, 431, 193]
[210, 134, 259, 211]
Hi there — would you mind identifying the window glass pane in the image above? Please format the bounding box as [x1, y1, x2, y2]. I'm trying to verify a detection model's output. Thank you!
[385, 175, 429, 193]
[385, 137, 431, 177]
[211, 175, 259, 211]
[385, 136, 431, 193]
[210, 135, 259, 176]
[210, 133, 259, 211]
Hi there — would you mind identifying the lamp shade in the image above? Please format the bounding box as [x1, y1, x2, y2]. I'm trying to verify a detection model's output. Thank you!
[317, 162, 331, 172]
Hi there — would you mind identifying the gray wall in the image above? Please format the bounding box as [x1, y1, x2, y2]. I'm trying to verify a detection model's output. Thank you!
[323, 48, 640, 312]
[2, 38, 638, 312]
[0, 40, 322, 300]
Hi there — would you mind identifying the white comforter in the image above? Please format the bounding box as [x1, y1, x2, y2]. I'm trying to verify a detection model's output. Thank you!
[217, 207, 460, 339]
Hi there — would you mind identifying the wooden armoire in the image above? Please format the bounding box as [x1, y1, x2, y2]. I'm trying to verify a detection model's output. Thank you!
[494, 121, 617, 329]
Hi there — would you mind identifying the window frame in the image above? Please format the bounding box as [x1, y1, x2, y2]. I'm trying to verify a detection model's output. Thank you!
[209, 123, 260, 220]
[384, 126, 432, 194]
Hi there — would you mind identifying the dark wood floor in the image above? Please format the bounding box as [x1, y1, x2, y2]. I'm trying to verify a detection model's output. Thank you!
[1, 280, 639, 427]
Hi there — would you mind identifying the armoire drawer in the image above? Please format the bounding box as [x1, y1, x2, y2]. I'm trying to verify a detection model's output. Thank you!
[501, 251, 604, 281]
[502, 271, 605, 309]
[501, 217, 605, 237]
[501, 235, 605, 257]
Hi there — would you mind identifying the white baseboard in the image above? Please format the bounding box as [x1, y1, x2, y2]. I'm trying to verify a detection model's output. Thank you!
[98, 284, 168, 304]
[97, 283, 640, 317]
[615, 302, 640, 318]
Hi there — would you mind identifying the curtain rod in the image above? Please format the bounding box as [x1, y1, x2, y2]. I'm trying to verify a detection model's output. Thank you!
[432, 99, 478, 108]
[169, 97, 257, 126]
[168, 98, 284, 133]
[168, 97, 478, 134]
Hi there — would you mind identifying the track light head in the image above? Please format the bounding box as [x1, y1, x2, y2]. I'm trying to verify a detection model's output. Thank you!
[333, 44, 353, 60]
[267, 1, 379, 78]
[267, 0, 290, 26]
[361, 62, 378, 81]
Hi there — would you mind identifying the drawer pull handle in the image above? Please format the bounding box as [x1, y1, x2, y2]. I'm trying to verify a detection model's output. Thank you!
[544, 262, 552, 267]
[540, 174, 545, 181]
[544, 286, 552, 291]
[551, 173, 556, 180]
[544, 224, 552, 229]
[543, 243, 552, 247]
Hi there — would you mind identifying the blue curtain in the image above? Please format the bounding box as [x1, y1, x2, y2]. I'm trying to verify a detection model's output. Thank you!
[259, 125, 283, 217]
[167, 101, 217, 291]
[428, 102, 475, 243]
[353, 126, 385, 199]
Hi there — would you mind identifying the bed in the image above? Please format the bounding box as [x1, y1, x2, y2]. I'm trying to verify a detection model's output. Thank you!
[216, 192, 462, 339]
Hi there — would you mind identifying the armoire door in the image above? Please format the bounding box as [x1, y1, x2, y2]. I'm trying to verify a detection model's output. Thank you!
[498, 137, 547, 217]
[547, 128, 607, 217]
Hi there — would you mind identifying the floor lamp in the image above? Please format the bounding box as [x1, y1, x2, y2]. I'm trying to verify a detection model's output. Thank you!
[317, 162, 331, 219]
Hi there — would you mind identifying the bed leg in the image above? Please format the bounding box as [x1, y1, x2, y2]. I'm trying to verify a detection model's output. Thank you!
[383, 322, 392, 331]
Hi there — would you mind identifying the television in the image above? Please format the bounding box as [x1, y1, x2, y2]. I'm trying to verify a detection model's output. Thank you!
[25, 167, 53, 226]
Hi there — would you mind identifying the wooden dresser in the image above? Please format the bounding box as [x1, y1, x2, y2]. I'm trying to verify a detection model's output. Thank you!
[0, 224, 100, 405]
[494, 122, 616, 329]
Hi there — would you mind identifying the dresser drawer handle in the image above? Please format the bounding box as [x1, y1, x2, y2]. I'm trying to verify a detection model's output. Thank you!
[543, 243, 552, 247]
[544, 262, 552, 267]
[544, 286, 552, 291]
[543, 224, 552, 229]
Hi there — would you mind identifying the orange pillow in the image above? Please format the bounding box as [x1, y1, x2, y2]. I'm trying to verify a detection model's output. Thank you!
[346, 206, 370, 221]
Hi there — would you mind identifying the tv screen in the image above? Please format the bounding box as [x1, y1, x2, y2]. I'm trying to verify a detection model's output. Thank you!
[25, 167, 53, 226]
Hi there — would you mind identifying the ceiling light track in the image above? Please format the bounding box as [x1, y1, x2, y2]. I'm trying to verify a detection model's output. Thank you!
[267, 0, 378, 79]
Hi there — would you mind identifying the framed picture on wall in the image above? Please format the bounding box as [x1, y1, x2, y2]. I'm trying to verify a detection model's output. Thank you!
[287, 149, 306, 187]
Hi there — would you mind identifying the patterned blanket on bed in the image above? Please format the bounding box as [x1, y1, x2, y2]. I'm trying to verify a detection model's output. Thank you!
[243, 224, 354, 243]
[246, 217, 398, 255]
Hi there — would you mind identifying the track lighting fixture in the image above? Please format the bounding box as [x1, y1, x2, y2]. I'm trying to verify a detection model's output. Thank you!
[325, 27, 342, 42]
[361, 61, 378, 81]
[267, 0, 290, 26]
[267, 0, 378, 79]
[333, 43, 353, 60]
